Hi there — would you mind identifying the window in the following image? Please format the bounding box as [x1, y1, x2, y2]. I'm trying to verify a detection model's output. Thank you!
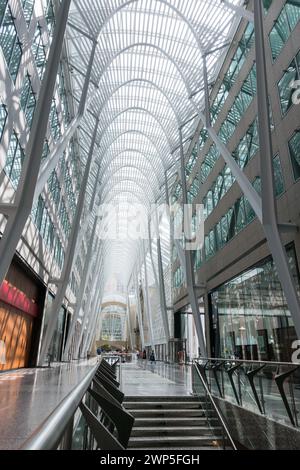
[63, 164, 76, 217]
[22, 0, 34, 26]
[172, 182, 182, 203]
[59, 198, 71, 237]
[32, 23, 46, 80]
[289, 132, 300, 180]
[48, 170, 61, 208]
[58, 63, 71, 125]
[278, 51, 300, 115]
[211, 23, 254, 124]
[41, 140, 50, 161]
[4, 132, 25, 188]
[219, 65, 257, 145]
[0, 6, 22, 82]
[269, 1, 300, 61]
[20, 73, 36, 128]
[42, 0, 55, 36]
[186, 145, 197, 177]
[200, 144, 220, 183]
[211, 245, 299, 363]
[0, 0, 7, 24]
[173, 267, 184, 289]
[273, 155, 285, 196]
[49, 99, 61, 141]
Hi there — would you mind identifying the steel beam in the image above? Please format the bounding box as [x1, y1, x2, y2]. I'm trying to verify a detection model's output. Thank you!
[154, 209, 171, 341]
[202, 54, 211, 128]
[254, 0, 300, 338]
[193, 107, 263, 222]
[221, 0, 254, 22]
[38, 119, 99, 364]
[134, 270, 145, 349]
[142, 241, 155, 350]
[63, 217, 99, 360]
[0, 0, 72, 287]
[74, 244, 103, 358]
[82, 279, 104, 357]
[126, 294, 134, 350]
[179, 128, 207, 356]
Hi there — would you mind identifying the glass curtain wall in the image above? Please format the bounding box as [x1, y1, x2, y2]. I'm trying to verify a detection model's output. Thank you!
[210, 245, 300, 362]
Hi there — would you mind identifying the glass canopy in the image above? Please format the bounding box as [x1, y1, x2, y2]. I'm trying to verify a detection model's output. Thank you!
[66, 0, 245, 295]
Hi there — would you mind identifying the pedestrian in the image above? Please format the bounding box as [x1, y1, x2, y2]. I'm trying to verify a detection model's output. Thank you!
[150, 350, 156, 364]
[142, 349, 147, 360]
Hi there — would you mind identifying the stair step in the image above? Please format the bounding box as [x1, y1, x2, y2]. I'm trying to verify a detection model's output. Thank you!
[133, 417, 218, 427]
[128, 409, 206, 418]
[124, 401, 203, 410]
[128, 435, 224, 448]
[131, 426, 221, 437]
[124, 396, 201, 402]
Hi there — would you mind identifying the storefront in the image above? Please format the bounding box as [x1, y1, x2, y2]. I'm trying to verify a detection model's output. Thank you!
[172, 301, 205, 363]
[0, 258, 45, 371]
[210, 244, 299, 362]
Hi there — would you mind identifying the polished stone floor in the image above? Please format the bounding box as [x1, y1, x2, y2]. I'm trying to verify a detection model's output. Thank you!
[0, 359, 97, 450]
[121, 360, 193, 397]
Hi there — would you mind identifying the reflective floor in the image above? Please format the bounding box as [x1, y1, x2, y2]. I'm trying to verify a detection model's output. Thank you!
[0, 360, 97, 450]
[121, 359, 193, 397]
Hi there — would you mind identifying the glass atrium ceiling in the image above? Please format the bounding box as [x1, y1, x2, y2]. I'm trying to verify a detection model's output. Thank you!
[66, 0, 246, 292]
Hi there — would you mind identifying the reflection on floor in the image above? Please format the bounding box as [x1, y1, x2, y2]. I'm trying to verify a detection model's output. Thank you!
[121, 360, 193, 396]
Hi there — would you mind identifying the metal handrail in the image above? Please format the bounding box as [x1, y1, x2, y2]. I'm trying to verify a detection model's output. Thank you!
[21, 362, 99, 450]
[196, 357, 300, 428]
[198, 357, 300, 367]
[193, 362, 237, 450]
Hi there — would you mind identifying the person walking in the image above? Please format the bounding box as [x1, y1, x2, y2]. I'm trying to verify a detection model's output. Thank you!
[150, 350, 156, 364]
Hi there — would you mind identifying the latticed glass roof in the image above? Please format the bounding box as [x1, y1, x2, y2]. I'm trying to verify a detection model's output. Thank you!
[66, 0, 246, 292]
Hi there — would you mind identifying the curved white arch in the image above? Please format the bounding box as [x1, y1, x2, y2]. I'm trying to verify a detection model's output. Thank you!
[96, 0, 204, 55]
[101, 179, 154, 207]
[101, 164, 161, 195]
[101, 176, 156, 203]
[99, 106, 174, 150]
[95, 42, 192, 100]
[101, 162, 161, 190]
[96, 78, 181, 126]
[98, 130, 171, 168]
[100, 148, 165, 179]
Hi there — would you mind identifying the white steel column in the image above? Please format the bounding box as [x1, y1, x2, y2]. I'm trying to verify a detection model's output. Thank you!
[254, 0, 300, 338]
[142, 241, 155, 350]
[74, 243, 103, 358]
[179, 128, 207, 357]
[63, 216, 99, 360]
[126, 294, 134, 350]
[134, 270, 145, 349]
[154, 209, 171, 341]
[38, 119, 99, 364]
[82, 273, 104, 357]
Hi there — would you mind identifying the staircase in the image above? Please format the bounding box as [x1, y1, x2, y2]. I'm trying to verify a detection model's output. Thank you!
[124, 396, 224, 450]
